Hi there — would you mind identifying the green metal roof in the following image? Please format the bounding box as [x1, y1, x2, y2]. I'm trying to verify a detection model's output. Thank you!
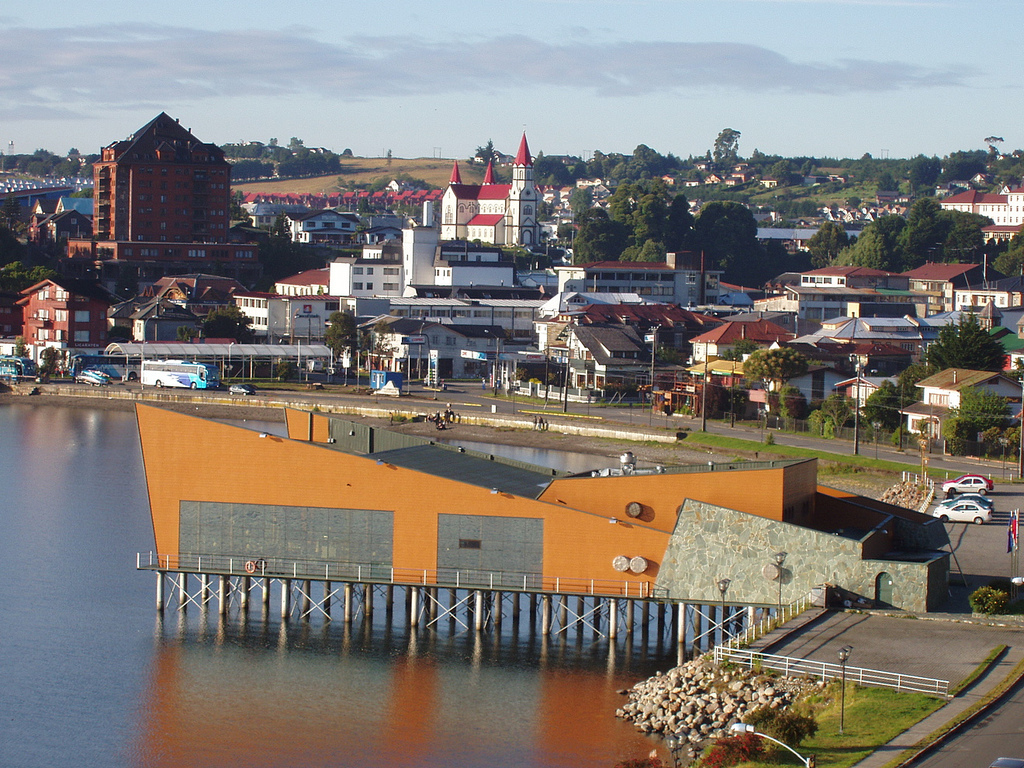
[368, 443, 565, 498]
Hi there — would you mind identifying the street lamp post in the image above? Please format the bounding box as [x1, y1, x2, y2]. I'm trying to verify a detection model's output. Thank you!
[873, 421, 881, 460]
[852, 360, 861, 455]
[730, 724, 814, 768]
[647, 325, 660, 427]
[838, 645, 853, 735]
[717, 577, 731, 640]
[773, 551, 787, 619]
[700, 357, 710, 432]
[664, 734, 694, 768]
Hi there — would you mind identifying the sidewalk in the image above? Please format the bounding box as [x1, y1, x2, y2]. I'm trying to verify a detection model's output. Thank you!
[755, 610, 1024, 768]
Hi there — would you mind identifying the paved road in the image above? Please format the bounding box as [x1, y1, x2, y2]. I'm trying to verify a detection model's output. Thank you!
[916, 674, 1024, 767]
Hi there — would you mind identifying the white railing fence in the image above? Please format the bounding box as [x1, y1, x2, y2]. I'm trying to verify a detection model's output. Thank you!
[713, 645, 949, 697]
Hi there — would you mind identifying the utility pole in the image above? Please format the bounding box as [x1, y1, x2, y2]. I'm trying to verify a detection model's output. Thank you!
[700, 357, 710, 432]
[647, 325, 660, 426]
[853, 359, 861, 456]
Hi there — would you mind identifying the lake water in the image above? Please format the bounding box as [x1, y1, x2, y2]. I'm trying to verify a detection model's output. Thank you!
[0, 403, 673, 768]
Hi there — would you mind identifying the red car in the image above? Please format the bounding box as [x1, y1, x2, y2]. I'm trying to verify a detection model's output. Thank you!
[941, 474, 994, 497]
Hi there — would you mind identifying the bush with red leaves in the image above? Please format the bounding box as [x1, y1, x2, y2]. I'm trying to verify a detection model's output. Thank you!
[701, 732, 766, 768]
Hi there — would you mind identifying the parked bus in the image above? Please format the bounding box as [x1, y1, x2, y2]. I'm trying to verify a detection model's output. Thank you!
[69, 353, 135, 381]
[140, 359, 221, 389]
[0, 355, 37, 379]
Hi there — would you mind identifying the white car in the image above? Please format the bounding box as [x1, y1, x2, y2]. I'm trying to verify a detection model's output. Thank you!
[941, 474, 993, 497]
[931, 498, 992, 525]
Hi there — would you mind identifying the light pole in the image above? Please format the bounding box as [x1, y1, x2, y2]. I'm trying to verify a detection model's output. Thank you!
[852, 359, 861, 455]
[873, 421, 881, 460]
[664, 733, 693, 768]
[647, 325, 660, 426]
[774, 551, 787, 619]
[700, 357, 710, 432]
[718, 577, 731, 639]
[730, 724, 814, 768]
[838, 645, 853, 735]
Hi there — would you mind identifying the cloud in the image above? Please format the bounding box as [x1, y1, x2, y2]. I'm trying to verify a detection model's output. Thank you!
[0, 24, 969, 116]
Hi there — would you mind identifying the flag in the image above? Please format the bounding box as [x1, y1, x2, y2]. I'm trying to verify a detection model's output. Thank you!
[1008, 509, 1019, 554]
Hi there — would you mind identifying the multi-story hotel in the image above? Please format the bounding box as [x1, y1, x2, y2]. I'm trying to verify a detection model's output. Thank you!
[66, 113, 260, 292]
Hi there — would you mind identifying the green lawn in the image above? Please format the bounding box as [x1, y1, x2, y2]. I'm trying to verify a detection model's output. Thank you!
[725, 684, 945, 768]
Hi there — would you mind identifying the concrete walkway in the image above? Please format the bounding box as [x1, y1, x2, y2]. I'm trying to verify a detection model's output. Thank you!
[757, 610, 1024, 767]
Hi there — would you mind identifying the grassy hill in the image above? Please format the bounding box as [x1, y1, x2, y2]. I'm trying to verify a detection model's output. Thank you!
[233, 156, 487, 195]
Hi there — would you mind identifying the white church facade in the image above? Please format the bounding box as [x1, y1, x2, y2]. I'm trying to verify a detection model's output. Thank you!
[440, 134, 540, 247]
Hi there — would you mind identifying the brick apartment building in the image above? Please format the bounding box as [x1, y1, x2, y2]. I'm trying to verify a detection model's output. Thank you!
[17, 277, 116, 352]
[65, 113, 261, 294]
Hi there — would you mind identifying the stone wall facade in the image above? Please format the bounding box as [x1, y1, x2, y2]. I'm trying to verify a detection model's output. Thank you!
[655, 499, 947, 612]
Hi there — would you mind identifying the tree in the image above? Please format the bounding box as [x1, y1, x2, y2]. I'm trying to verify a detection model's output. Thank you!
[474, 140, 498, 165]
[927, 314, 1006, 371]
[572, 208, 630, 263]
[690, 201, 762, 282]
[943, 386, 1010, 454]
[1, 194, 22, 231]
[39, 347, 61, 380]
[325, 311, 358, 358]
[712, 128, 741, 167]
[806, 221, 849, 267]
[861, 380, 902, 431]
[818, 393, 853, 436]
[201, 306, 254, 343]
[176, 326, 198, 342]
[744, 348, 809, 411]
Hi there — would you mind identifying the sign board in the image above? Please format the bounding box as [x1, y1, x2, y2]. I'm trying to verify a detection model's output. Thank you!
[429, 349, 439, 360]
[498, 353, 521, 361]
[402, 335, 427, 345]
[517, 352, 546, 362]
[461, 350, 489, 360]
[341, 353, 351, 369]
[644, 334, 656, 343]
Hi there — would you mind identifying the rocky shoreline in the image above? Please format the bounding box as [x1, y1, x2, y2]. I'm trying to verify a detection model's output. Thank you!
[616, 656, 823, 744]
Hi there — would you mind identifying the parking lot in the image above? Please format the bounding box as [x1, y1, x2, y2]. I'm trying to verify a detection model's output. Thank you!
[936, 478, 1023, 613]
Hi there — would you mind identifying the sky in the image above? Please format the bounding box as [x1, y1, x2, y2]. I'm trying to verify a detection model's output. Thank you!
[1, 0, 1021, 165]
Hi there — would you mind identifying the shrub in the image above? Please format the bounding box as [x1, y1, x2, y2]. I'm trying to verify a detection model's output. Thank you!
[969, 585, 1010, 615]
[764, 432, 775, 445]
[701, 732, 765, 768]
[276, 361, 295, 380]
[745, 706, 818, 748]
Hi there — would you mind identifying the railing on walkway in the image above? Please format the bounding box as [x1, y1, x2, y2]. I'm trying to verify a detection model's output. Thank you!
[726, 593, 813, 649]
[136, 552, 652, 598]
[713, 645, 949, 697]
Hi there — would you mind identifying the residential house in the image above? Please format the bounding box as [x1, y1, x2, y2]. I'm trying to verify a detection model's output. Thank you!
[556, 251, 723, 306]
[287, 209, 359, 246]
[367, 317, 504, 380]
[689, 319, 794, 363]
[275, 268, 330, 296]
[0, 291, 24, 338]
[551, 323, 648, 390]
[904, 368, 1021, 439]
[901, 262, 1001, 314]
[953, 275, 1024, 311]
[755, 266, 927, 327]
[16, 277, 116, 357]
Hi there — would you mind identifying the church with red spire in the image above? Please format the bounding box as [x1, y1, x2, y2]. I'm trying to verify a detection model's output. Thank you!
[439, 134, 540, 246]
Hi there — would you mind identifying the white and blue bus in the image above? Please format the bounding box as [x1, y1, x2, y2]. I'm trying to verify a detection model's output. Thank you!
[0, 355, 37, 379]
[141, 359, 221, 389]
[69, 353, 135, 381]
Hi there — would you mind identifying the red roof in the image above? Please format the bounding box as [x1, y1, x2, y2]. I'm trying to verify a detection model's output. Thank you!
[450, 160, 462, 184]
[515, 134, 532, 166]
[901, 262, 981, 280]
[483, 161, 495, 184]
[690, 319, 793, 345]
[573, 261, 671, 270]
[449, 183, 511, 200]
[942, 190, 1006, 205]
[802, 266, 894, 277]
[467, 213, 504, 227]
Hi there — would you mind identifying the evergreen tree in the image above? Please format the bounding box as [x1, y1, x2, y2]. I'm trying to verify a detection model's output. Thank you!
[927, 314, 1006, 371]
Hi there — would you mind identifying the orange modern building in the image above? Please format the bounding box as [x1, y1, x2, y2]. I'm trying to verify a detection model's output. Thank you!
[136, 405, 950, 616]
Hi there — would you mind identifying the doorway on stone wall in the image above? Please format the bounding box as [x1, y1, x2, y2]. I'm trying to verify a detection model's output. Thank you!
[875, 571, 894, 606]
